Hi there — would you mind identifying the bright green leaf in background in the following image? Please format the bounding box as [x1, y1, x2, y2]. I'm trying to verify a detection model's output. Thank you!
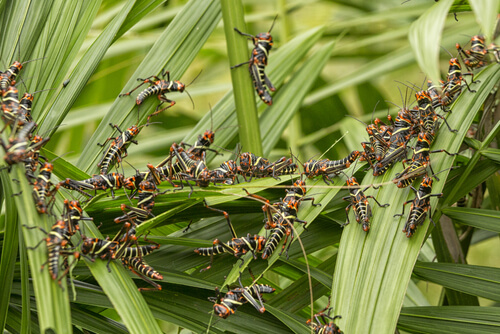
[409, 0, 453, 85]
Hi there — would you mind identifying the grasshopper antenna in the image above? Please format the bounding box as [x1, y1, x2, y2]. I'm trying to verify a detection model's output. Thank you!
[430, 165, 460, 181]
[440, 45, 454, 58]
[395, 80, 419, 94]
[32, 88, 55, 95]
[371, 100, 380, 123]
[184, 70, 202, 110]
[186, 70, 202, 88]
[318, 132, 348, 160]
[268, 15, 278, 33]
[345, 114, 368, 127]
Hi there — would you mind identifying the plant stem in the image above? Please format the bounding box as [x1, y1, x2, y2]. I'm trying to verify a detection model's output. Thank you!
[221, 0, 263, 156]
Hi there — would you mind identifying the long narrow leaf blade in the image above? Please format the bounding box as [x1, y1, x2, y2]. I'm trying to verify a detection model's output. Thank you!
[409, 0, 453, 85]
[442, 207, 500, 232]
[399, 306, 500, 334]
[413, 262, 500, 302]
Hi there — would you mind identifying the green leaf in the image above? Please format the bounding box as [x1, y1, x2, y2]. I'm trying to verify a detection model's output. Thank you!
[409, 0, 453, 85]
[442, 159, 500, 206]
[266, 305, 311, 334]
[442, 207, 500, 232]
[413, 262, 500, 302]
[221, 0, 262, 156]
[399, 306, 500, 334]
[404, 279, 431, 307]
[115, 0, 166, 40]
[442, 120, 500, 208]
[42, 149, 90, 180]
[269, 254, 337, 313]
[70, 306, 128, 334]
[135, 199, 201, 234]
[0, 172, 19, 331]
[8, 165, 72, 333]
[469, 0, 500, 41]
[18, 235, 31, 334]
[481, 148, 500, 163]
[5, 305, 40, 334]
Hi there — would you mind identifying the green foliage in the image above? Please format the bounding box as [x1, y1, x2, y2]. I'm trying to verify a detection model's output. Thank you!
[0, 0, 499, 333]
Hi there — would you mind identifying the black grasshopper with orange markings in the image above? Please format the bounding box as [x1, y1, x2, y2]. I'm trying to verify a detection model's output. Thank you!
[302, 150, 360, 184]
[25, 219, 80, 282]
[244, 188, 308, 259]
[97, 123, 143, 175]
[237, 152, 270, 181]
[151, 145, 189, 184]
[394, 175, 442, 237]
[121, 257, 163, 291]
[119, 70, 192, 123]
[63, 199, 92, 234]
[59, 172, 124, 198]
[440, 58, 477, 108]
[152, 143, 212, 192]
[264, 156, 298, 180]
[210, 159, 238, 185]
[123, 169, 148, 192]
[32, 160, 60, 214]
[82, 214, 162, 289]
[239, 154, 297, 181]
[394, 132, 456, 188]
[0, 58, 44, 93]
[113, 204, 155, 242]
[81, 231, 160, 271]
[373, 108, 415, 176]
[123, 163, 161, 195]
[1, 122, 48, 167]
[24, 134, 49, 182]
[194, 234, 267, 271]
[15, 89, 52, 129]
[342, 176, 389, 232]
[210, 275, 275, 319]
[456, 35, 489, 70]
[1, 85, 21, 131]
[232, 17, 277, 105]
[280, 179, 321, 217]
[18, 92, 35, 124]
[263, 199, 312, 259]
[350, 116, 391, 168]
[24, 200, 87, 284]
[135, 178, 168, 212]
[363, 121, 391, 164]
[180, 129, 223, 163]
[415, 90, 457, 136]
[426, 80, 448, 112]
[307, 303, 343, 334]
[1, 62, 22, 92]
[169, 143, 214, 191]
